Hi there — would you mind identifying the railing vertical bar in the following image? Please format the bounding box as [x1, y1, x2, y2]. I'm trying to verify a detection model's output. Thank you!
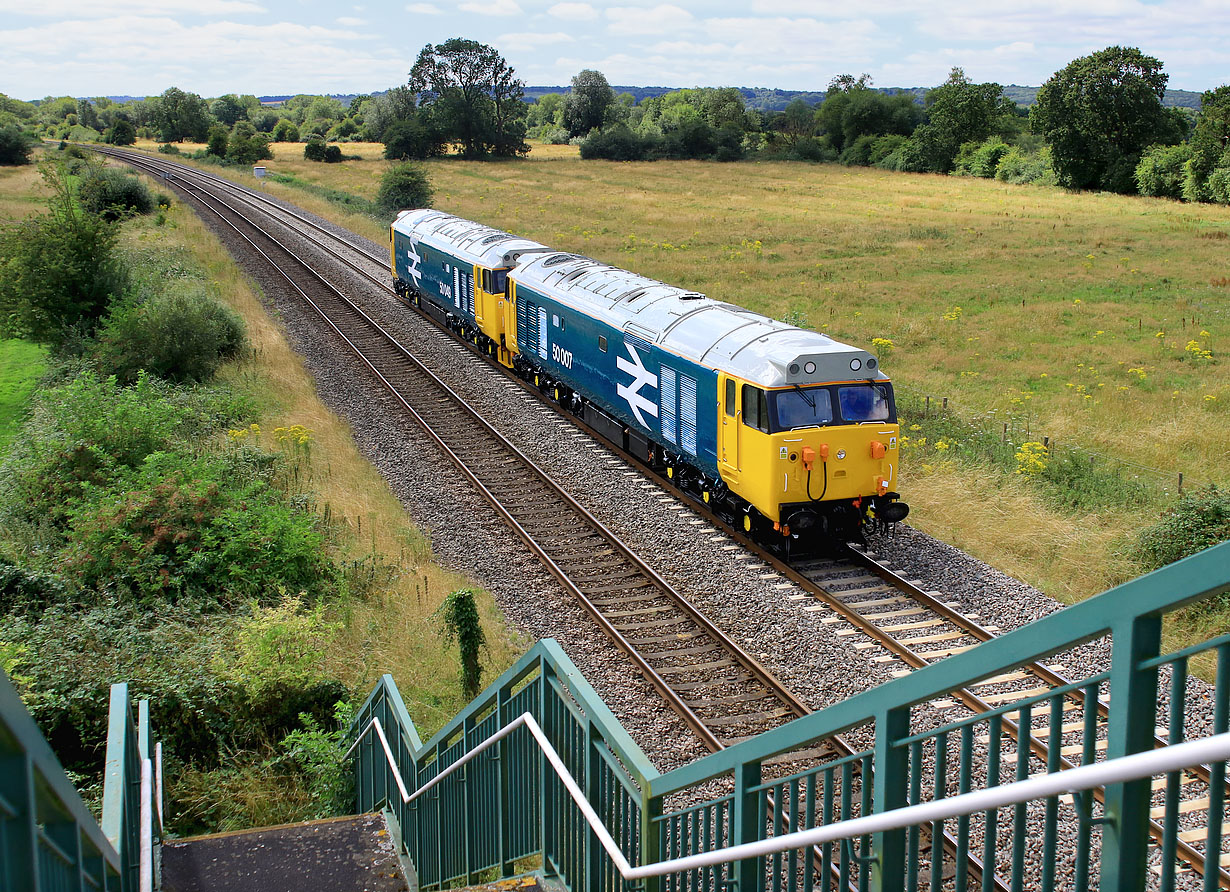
[929, 731, 948, 892]
[1158, 657, 1186, 892]
[822, 766, 834, 892]
[907, 741, 921, 892]
[788, 778, 800, 892]
[803, 773, 816, 892]
[954, 723, 973, 891]
[1074, 681, 1100, 892]
[1201, 645, 1229, 892]
[773, 781, 785, 892]
[839, 760, 852, 892]
[1010, 703, 1031, 892]
[858, 754, 871, 892]
[1040, 695, 1063, 892]
[981, 714, 1002, 892]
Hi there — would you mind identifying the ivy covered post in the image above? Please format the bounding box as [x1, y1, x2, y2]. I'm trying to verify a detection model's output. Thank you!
[435, 588, 487, 699]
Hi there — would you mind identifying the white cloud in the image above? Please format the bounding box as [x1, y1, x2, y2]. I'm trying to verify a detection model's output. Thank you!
[457, 0, 523, 15]
[0, 15, 407, 97]
[336, 16, 366, 26]
[497, 31, 574, 52]
[605, 4, 693, 36]
[0, 0, 264, 15]
[547, 2, 597, 21]
[404, 2, 442, 13]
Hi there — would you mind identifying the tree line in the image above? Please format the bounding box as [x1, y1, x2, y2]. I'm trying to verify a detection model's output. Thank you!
[2, 41, 1226, 203]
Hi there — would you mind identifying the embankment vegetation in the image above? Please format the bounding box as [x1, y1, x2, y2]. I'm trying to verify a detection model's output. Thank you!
[0, 149, 521, 833]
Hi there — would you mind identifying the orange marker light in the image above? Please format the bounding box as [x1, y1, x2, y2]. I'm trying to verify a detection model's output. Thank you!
[870, 440, 886, 459]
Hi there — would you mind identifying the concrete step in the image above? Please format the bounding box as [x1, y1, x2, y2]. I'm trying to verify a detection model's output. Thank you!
[162, 812, 407, 892]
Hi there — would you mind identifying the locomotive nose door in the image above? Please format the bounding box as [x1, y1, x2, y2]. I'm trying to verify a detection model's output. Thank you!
[718, 374, 741, 480]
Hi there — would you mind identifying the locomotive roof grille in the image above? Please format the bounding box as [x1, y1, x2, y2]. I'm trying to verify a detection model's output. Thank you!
[542, 253, 581, 267]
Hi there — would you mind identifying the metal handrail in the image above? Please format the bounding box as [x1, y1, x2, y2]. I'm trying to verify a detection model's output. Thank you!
[349, 711, 1230, 881]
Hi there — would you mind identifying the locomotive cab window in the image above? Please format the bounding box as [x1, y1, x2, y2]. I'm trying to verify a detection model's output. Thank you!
[838, 384, 891, 422]
[598, 335, 607, 352]
[482, 268, 509, 295]
[773, 386, 834, 431]
[741, 384, 769, 433]
[725, 379, 736, 417]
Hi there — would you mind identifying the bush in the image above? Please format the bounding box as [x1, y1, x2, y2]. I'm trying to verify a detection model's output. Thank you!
[0, 165, 129, 346]
[376, 162, 433, 215]
[0, 124, 35, 165]
[994, 146, 1057, 185]
[1135, 143, 1193, 199]
[303, 138, 327, 162]
[580, 124, 648, 161]
[1203, 167, 1230, 204]
[790, 137, 835, 162]
[206, 124, 229, 158]
[1135, 485, 1230, 572]
[157, 143, 181, 155]
[93, 286, 247, 385]
[271, 119, 300, 142]
[226, 123, 272, 166]
[322, 145, 342, 163]
[954, 138, 1011, 178]
[105, 120, 136, 146]
[839, 134, 878, 166]
[381, 117, 443, 161]
[77, 167, 155, 220]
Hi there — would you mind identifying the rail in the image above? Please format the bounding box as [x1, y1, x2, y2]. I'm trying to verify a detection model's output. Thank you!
[350, 540, 1230, 892]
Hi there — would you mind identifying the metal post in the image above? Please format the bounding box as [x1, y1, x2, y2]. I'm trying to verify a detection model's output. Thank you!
[541, 659, 559, 878]
[642, 792, 663, 892]
[586, 721, 604, 892]
[1100, 614, 1162, 892]
[871, 707, 910, 892]
[731, 760, 764, 892]
[498, 686, 514, 877]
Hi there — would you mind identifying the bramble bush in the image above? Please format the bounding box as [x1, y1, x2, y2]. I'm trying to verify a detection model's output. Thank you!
[1135, 485, 1230, 573]
[77, 167, 155, 221]
[376, 162, 433, 215]
[93, 285, 247, 384]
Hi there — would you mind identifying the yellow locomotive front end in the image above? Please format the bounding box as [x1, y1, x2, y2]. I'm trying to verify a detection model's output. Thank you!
[717, 368, 908, 540]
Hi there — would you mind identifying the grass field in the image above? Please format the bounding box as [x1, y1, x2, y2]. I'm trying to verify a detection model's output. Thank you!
[125, 141, 1230, 603]
[0, 340, 47, 453]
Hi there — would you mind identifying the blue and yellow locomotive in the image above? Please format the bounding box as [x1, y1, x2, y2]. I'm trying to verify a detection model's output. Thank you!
[392, 210, 908, 541]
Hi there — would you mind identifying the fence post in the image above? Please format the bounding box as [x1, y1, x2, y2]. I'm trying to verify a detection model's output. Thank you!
[871, 707, 910, 892]
[585, 721, 603, 892]
[642, 791, 663, 892]
[540, 658, 559, 879]
[498, 686, 514, 877]
[731, 760, 764, 892]
[0, 751, 38, 890]
[1100, 614, 1162, 892]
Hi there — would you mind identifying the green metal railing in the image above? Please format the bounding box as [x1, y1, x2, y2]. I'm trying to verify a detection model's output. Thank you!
[351, 540, 1230, 892]
[1, 673, 162, 892]
[101, 682, 163, 892]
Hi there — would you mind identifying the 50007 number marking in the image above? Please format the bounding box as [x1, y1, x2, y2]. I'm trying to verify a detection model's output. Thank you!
[552, 344, 573, 369]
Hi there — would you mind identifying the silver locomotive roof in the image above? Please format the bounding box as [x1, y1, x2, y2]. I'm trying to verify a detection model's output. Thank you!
[512, 251, 885, 389]
[393, 209, 551, 269]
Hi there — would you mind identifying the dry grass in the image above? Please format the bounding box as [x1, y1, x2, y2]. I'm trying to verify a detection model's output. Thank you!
[125, 145, 1230, 603]
[140, 191, 527, 736]
[0, 154, 49, 221]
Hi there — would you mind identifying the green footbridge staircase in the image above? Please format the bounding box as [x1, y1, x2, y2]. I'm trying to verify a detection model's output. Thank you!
[4, 541, 1229, 892]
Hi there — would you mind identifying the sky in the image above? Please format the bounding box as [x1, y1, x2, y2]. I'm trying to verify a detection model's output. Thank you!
[1, 0, 1226, 101]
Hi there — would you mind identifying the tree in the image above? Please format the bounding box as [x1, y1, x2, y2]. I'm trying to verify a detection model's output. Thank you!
[209, 95, 247, 127]
[206, 124, 229, 158]
[225, 122, 272, 166]
[271, 119, 300, 142]
[382, 114, 444, 160]
[105, 118, 137, 146]
[361, 86, 418, 142]
[909, 68, 1011, 173]
[1183, 86, 1230, 202]
[0, 124, 34, 165]
[1031, 46, 1181, 193]
[0, 163, 128, 345]
[376, 162, 433, 215]
[409, 38, 528, 158]
[153, 87, 211, 143]
[563, 69, 615, 137]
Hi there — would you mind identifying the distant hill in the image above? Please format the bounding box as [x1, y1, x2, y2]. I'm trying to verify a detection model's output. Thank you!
[95, 85, 1204, 112]
[524, 84, 1205, 111]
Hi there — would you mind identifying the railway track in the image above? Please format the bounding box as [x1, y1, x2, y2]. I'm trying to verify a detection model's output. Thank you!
[98, 147, 1224, 888]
